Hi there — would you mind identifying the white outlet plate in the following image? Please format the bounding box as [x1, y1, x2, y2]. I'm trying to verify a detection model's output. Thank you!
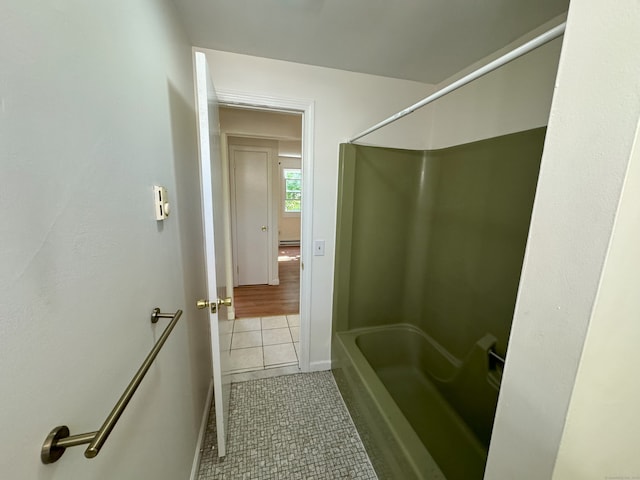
[314, 239, 325, 256]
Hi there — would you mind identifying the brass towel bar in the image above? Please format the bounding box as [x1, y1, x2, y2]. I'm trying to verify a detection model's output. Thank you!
[41, 308, 183, 464]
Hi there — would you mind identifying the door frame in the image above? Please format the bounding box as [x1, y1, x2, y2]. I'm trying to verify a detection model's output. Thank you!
[228, 143, 279, 287]
[217, 89, 314, 373]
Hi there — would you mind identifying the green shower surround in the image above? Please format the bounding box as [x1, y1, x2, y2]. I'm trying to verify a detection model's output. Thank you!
[332, 127, 546, 479]
[334, 127, 545, 355]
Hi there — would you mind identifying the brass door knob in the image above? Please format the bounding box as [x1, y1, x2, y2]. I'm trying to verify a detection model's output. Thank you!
[261, 225, 267, 232]
[196, 298, 231, 313]
[196, 299, 209, 310]
[217, 297, 232, 307]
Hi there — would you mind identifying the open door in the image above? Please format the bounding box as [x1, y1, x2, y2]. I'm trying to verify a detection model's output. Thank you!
[194, 51, 232, 457]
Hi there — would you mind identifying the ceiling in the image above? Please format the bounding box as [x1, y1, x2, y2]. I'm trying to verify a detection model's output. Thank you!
[172, 0, 569, 84]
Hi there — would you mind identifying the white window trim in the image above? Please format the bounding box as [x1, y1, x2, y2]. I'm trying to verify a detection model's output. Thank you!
[282, 165, 302, 217]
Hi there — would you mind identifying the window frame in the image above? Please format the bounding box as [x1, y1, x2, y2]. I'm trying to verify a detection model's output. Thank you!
[281, 164, 302, 218]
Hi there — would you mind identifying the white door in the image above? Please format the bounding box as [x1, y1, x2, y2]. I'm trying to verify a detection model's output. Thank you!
[230, 146, 273, 286]
[194, 52, 231, 457]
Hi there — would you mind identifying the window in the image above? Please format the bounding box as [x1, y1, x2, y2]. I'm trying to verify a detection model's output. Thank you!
[283, 168, 302, 213]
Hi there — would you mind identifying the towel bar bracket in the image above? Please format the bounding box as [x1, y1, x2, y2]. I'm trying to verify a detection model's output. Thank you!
[41, 426, 71, 464]
[41, 427, 97, 464]
[150, 307, 174, 324]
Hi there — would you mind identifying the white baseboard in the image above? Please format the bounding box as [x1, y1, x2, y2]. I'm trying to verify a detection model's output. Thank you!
[190, 379, 214, 480]
[308, 360, 332, 372]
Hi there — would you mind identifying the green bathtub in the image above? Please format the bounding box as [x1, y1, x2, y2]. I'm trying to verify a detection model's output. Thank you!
[334, 324, 501, 479]
[332, 128, 546, 479]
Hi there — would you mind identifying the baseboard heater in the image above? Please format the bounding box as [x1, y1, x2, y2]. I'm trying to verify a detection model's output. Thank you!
[279, 240, 300, 247]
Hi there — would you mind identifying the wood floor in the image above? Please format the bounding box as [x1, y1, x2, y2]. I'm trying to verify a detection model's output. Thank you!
[233, 246, 300, 318]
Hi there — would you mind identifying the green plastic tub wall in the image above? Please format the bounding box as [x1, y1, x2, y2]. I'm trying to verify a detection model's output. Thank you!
[332, 127, 546, 479]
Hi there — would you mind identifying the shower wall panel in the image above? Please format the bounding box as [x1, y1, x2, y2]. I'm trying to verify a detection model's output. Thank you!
[334, 127, 545, 358]
[335, 145, 426, 330]
[415, 128, 545, 357]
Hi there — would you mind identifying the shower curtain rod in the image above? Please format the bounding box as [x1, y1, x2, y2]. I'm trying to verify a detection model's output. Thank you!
[348, 22, 566, 144]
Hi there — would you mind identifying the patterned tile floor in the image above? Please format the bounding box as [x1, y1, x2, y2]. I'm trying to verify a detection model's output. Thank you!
[197, 371, 378, 479]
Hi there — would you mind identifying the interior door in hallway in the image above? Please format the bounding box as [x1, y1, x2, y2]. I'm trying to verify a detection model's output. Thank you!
[194, 51, 231, 457]
[230, 145, 273, 286]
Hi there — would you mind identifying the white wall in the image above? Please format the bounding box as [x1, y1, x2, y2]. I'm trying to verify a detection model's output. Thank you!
[220, 107, 302, 139]
[485, 1, 640, 478]
[203, 49, 436, 366]
[428, 15, 565, 149]
[0, 1, 210, 479]
[551, 4, 640, 478]
[553, 115, 640, 480]
[279, 140, 302, 157]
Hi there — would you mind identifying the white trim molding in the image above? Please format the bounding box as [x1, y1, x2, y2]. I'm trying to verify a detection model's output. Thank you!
[190, 379, 214, 480]
[309, 360, 332, 372]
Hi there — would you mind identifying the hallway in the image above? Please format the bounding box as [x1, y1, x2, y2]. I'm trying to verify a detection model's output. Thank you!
[233, 246, 300, 318]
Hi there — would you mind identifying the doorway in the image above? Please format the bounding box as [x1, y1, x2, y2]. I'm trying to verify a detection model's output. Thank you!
[220, 106, 305, 374]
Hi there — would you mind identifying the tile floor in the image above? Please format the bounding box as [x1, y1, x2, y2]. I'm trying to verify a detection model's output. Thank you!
[224, 314, 301, 374]
[197, 371, 378, 480]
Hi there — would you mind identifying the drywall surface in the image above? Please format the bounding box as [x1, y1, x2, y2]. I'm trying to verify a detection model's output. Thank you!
[220, 107, 302, 140]
[227, 136, 279, 150]
[203, 48, 436, 366]
[553, 114, 640, 480]
[0, 1, 210, 479]
[485, 1, 640, 478]
[279, 140, 302, 157]
[551, 12, 640, 480]
[429, 17, 564, 149]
